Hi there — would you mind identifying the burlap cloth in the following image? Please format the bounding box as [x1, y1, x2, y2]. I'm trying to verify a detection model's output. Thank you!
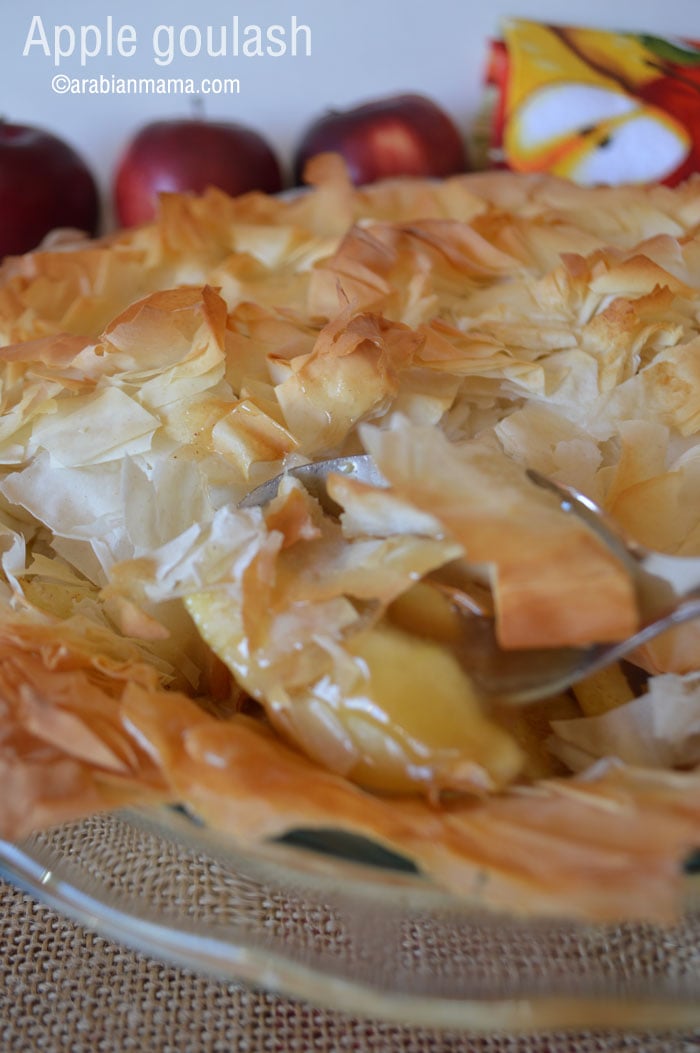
[1, 811, 699, 1052]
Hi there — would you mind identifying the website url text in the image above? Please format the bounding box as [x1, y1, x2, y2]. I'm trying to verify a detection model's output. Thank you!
[51, 74, 241, 96]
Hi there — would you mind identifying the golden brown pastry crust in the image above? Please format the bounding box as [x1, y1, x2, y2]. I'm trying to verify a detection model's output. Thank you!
[0, 158, 699, 920]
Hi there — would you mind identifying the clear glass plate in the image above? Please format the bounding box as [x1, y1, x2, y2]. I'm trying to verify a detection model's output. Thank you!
[1, 806, 700, 1032]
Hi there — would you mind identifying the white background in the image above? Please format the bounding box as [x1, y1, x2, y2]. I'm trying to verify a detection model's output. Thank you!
[2, 0, 699, 207]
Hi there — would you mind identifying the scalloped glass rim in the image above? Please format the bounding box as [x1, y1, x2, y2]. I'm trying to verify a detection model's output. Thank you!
[1, 805, 700, 1032]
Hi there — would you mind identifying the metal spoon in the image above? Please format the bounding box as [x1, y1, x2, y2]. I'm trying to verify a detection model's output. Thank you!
[241, 456, 700, 703]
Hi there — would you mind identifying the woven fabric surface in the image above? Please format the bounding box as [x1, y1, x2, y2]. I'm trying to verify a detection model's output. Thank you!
[0, 877, 698, 1053]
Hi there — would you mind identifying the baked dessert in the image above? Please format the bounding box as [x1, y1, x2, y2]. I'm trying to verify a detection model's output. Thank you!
[1, 154, 700, 921]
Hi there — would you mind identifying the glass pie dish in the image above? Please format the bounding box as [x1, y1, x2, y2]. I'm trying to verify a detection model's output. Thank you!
[1, 806, 700, 1032]
[3, 163, 700, 1034]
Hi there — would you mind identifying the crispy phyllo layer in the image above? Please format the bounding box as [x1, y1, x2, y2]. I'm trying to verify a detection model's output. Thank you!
[0, 159, 699, 919]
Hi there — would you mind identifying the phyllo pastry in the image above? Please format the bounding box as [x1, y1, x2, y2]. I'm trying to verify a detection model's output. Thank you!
[0, 155, 699, 920]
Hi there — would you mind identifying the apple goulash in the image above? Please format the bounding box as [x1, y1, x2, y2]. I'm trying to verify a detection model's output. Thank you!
[1, 154, 700, 921]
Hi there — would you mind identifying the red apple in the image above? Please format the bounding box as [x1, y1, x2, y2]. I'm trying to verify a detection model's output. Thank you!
[294, 93, 468, 186]
[114, 118, 284, 227]
[0, 121, 99, 258]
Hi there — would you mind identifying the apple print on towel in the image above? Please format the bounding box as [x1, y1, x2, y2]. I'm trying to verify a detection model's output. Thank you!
[488, 20, 700, 187]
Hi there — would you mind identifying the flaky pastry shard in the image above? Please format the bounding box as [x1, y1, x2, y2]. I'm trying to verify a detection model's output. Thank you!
[350, 420, 638, 648]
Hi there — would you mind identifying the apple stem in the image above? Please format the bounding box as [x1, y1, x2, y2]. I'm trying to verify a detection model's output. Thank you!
[190, 94, 206, 121]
